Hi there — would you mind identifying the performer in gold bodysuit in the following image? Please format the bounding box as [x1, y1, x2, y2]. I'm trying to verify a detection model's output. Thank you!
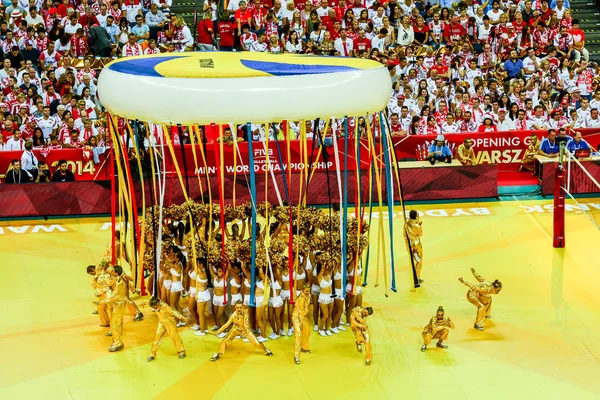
[457, 138, 477, 165]
[350, 306, 373, 366]
[210, 301, 274, 361]
[459, 268, 502, 331]
[519, 134, 540, 172]
[404, 210, 424, 283]
[292, 284, 312, 365]
[421, 306, 455, 352]
[96, 265, 128, 352]
[147, 297, 189, 361]
[90, 261, 113, 330]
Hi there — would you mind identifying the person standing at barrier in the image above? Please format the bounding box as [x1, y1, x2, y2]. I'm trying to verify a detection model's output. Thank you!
[421, 306, 454, 352]
[350, 306, 373, 366]
[458, 268, 502, 331]
[147, 296, 189, 362]
[404, 210, 424, 283]
[20, 141, 38, 182]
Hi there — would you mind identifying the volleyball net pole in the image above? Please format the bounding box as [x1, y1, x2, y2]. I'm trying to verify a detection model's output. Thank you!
[553, 142, 566, 249]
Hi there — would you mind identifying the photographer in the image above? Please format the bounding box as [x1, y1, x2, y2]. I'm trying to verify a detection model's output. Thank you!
[35, 161, 51, 183]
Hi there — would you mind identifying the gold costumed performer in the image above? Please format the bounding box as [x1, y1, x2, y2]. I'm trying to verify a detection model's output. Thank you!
[147, 296, 190, 361]
[459, 268, 503, 331]
[210, 301, 274, 361]
[88, 261, 113, 330]
[421, 306, 455, 352]
[96, 265, 128, 352]
[404, 210, 424, 283]
[350, 306, 374, 366]
[292, 284, 312, 365]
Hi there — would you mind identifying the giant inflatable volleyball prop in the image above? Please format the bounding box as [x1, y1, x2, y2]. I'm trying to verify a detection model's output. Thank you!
[97, 52, 416, 301]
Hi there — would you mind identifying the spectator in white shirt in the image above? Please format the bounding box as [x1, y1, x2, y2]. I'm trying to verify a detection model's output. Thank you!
[250, 33, 268, 52]
[496, 109, 515, 131]
[440, 113, 460, 134]
[371, 28, 387, 52]
[5, 130, 25, 150]
[334, 28, 353, 57]
[586, 108, 600, 128]
[522, 48, 540, 79]
[527, 105, 548, 130]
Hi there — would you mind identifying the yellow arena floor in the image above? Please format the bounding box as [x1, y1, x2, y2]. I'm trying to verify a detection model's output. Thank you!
[2, 199, 600, 400]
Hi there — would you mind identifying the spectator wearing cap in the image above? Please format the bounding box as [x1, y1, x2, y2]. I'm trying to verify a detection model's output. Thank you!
[427, 134, 453, 165]
[20, 39, 40, 68]
[547, 109, 568, 129]
[496, 109, 515, 131]
[6, 0, 24, 22]
[478, 116, 498, 132]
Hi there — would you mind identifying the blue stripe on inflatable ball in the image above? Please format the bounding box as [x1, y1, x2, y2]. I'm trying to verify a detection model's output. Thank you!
[240, 59, 358, 76]
[108, 56, 181, 77]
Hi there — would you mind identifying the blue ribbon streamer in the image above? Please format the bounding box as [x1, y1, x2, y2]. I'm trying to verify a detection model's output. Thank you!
[342, 117, 349, 291]
[247, 122, 257, 306]
[380, 112, 397, 292]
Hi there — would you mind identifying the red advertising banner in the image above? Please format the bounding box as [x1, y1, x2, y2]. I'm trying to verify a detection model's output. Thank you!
[2, 129, 598, 183]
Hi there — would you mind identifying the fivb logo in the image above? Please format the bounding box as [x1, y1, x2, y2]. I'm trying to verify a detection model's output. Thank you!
[254, 148, 274, 158]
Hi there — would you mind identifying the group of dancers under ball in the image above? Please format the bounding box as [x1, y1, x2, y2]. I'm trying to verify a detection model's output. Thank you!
[88, 202, 502, 365]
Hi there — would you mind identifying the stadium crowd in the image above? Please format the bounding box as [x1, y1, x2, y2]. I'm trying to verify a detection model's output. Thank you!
[1, 0, 600, 182]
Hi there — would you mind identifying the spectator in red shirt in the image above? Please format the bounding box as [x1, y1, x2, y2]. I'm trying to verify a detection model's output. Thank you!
[444, 15, 466, 45]
[353, 28, 370, 57]
[235, 1, 253, 35]
[79, 7, 100, 28]
[197, 11, 215, 51]
[69, 28, 88, 58]
[218, 12, 235, 51]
